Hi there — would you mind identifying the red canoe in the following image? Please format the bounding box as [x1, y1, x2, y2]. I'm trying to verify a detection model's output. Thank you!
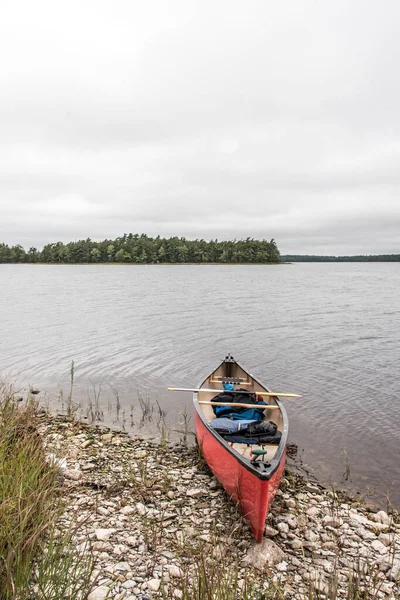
[193, 354, 289, 543]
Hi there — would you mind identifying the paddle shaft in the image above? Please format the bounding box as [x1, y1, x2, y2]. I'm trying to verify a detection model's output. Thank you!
[168, 387, 300, 398]
[198, 400, 280, 410]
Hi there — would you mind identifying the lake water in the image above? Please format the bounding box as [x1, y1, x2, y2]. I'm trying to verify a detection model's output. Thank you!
[1, 263, 399, 507]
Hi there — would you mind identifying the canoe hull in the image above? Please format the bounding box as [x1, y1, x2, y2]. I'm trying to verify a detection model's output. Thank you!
[194, 411, 286, 543]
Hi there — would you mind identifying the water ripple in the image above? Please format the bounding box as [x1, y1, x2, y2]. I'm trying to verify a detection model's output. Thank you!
[1, 263, 400, 506]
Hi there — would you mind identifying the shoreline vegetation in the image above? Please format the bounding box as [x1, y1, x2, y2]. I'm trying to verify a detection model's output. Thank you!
[281, 255, 400, 262]
[0, 235, 281, 265]
[1, 384, 400, 599]
[1, 234, 398, 265]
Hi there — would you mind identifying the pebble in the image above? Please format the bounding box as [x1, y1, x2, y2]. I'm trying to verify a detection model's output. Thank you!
[168, 565, 183, 578]
[64, 468, 83, 481]
[135, 503, 147, 516]
[186, 488, 203, 497]
[277, 522, 289, 535]
[93, 541, 112, 552]
[81, 439, 94, 449]
[374, 511, 391, 525]
[120, 505, 135, 515]
[88, 585, 111, 600]
[371, 539, 389, 554]
[147, 579, 161, 592]
[95, 529, 116, 541]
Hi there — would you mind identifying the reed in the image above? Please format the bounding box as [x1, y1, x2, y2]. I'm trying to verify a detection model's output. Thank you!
[174, 531, 285, 600]
[0, 384, 94, 599]
[66, 359, 75, 416]
[138, 390, 154, 425]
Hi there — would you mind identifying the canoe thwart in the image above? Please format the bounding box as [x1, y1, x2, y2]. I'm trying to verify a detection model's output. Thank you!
[168, 387, 301, 398]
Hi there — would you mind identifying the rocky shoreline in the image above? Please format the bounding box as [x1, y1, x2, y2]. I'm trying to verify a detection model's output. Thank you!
[38, 413, 400, 599]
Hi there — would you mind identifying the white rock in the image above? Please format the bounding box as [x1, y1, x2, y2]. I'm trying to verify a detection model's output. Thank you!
[113, 561, 131, 571]
[305, 529, 319, 543]
[76, 541, 90, 553]
[98, 552, 110, 560]
[388, 559, 400, 582]
[322, 515, 343, 528]
[112, 543, 128, 556]
[126, 536, 139, 547]
[285, 498, 296, 509]
[373, 511, 391, 526]
[286, 517, 298, 529]
[97, 507, 109, 516]
[88, 585, 111, 600]
[305, 570, 329, 595]
[64, 469, 83, 481]
[243, 539, 286, 570]
[297, 514, 308, 528]
[95, 528, 116, 541]
[322, 559, 335, 574]
[81, 439, 94, 448]
[168, 565, 183, 578]
[357, 528, 376, 541]
[92, 541, 112, 551]
[305, 484, 320, 494]
[296, 493, 308, 501]
[120, 505, 135, 515]
[264, 525, 279, 537]
[322, 541, 337, 551]
[147, 578, 161, 592]
[348, 511, 368, 525]
[277, 522, 289, 535]
[186, 488, 203, 498]
[371, 522, 390, 532]
[371, 539, 388, 555]
[82, 463, 96, 471]
[136, 502, 147, 516]
[375, 556, 392, 572]
[378, 533, 394, 547]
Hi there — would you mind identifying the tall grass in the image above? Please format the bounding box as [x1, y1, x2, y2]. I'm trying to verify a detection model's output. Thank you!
[0, 383, 94, 599]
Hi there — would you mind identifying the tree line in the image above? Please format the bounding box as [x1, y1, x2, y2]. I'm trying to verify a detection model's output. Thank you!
[0, 234, 281, 264]
[281, 254, 400, 262]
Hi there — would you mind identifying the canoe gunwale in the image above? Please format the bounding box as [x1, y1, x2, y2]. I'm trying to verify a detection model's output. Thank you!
[194, 357, 289, 482]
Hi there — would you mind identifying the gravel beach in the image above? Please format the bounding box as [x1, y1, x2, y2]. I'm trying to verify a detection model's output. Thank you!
[38, 414, 400, 599]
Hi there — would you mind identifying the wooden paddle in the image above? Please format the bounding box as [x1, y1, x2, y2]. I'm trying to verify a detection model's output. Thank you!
[198, 401, 280, 410]
[168, 387, 301, 398]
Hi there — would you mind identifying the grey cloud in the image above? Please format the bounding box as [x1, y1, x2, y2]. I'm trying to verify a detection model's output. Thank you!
[1, 0, 400, 255]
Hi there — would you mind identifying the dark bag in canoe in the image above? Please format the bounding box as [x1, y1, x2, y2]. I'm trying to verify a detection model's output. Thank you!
[219, 420, 281, 444]
[223, 431, 282, 445]
[212, 390, 267, 421]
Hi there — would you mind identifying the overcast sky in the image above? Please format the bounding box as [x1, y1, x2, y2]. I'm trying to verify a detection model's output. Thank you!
[1, 0, 400, 255]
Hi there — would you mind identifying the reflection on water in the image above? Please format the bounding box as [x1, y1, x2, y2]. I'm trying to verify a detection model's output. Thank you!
[1, 262, 400, 507]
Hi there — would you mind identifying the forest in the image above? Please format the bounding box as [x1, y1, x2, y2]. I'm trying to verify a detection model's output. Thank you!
[281, 254, 400, 262]
[0, 234, 281, 264]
